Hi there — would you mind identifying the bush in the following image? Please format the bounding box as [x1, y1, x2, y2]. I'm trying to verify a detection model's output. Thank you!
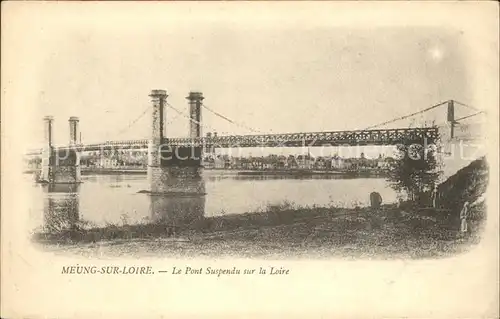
[387, 141, 441, 204]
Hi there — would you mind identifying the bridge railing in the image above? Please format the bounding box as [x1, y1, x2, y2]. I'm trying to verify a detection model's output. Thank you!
[25, 127, 440, 155]
[162, 127, 439, 147]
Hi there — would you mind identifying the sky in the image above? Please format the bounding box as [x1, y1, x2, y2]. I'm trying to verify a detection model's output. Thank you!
[24, 15, 480, 157]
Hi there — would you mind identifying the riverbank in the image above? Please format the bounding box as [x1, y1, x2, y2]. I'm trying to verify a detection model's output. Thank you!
[33, 202, 485, 259]
[236, 169, 387, 178]
[24, 167, 388, 178]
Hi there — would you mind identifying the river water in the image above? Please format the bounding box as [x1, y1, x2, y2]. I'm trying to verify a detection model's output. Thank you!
[25, 172, 398, 232]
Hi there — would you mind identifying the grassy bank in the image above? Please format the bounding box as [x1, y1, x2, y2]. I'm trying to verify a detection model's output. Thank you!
[32, 201, 485, 259]
[30, 156, 489, 258]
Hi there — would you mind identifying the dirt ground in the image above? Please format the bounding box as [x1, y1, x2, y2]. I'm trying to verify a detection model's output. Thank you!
[34, 203, 485, 259]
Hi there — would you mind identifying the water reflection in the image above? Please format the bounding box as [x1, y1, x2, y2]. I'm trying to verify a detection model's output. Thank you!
[33, 173, 397, 243]
[205, 173, 385, 182]
[147, 174, 206, 226]
[42, 183, 80, 234]
[40, 178, 207, 241]
[149, 193, 205, 226]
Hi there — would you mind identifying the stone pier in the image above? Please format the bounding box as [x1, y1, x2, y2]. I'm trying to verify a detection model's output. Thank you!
[147, 90, 205, 194]
[39, 116, 82, 184]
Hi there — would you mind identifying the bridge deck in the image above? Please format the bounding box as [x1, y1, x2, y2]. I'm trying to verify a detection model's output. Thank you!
[26, 127, 438, 155]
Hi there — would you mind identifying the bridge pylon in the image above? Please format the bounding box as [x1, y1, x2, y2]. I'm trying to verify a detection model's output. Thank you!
[39, 116, 82, 184]
[40, 116, 54, 182]
[187, 91, 204, 138]
[146, 89, 205, 195]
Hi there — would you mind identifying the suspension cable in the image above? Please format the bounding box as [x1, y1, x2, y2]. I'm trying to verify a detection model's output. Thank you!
[363, 100, 449, 130]
[165, 102, 215, 132]
[114, 105, 151, 136]
[201, 103, 269, 134]
[164, 111, 181, 126]
[454, 111, 484, 122]
[453, 100, 483, 112]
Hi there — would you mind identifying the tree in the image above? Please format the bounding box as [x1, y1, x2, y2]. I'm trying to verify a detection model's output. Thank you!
[387, 142, 442, 204]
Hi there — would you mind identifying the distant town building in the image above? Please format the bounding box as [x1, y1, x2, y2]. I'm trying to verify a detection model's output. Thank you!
[296, 154, 314, 169]
[314, 156, 328, 170]
[331, 155, 345, 170]
[214, 155, 227, 169]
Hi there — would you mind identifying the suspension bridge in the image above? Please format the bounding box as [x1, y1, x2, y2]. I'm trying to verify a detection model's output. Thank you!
[24, 89, 485, 192]
[25, 97, 480, 155]
[28, 128, 439, 153]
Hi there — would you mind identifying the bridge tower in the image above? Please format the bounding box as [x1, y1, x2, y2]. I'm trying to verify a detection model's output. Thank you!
[447, 100, 455, 139]
[69, 116, 80, 145]
[187, 91, 204, 138]
[40, 116, 54, 182]
[39, 116, 82, 184]
[147, 89, 167, 175]
[68, 116, 82, 182]
[204, 132, 216, 159]
[147, 89, 205, 194]
[437, 99, 486, 181]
